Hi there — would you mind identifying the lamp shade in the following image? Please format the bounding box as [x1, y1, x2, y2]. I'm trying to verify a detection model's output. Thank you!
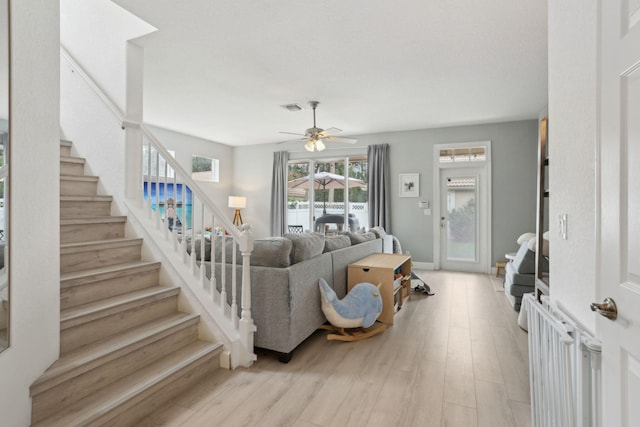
[228, 196, 246, 209]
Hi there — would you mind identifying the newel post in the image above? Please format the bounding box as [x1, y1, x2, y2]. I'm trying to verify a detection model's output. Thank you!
[124, 42, 144, 206]
[238, 224, 257, 366]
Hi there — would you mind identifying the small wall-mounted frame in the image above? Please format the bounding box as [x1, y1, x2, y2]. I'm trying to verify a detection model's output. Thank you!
[192, 155, 220, 182]
[399, 173, 419, 197]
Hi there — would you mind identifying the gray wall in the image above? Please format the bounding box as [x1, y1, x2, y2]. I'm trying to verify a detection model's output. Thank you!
[233, 119, 539, 267]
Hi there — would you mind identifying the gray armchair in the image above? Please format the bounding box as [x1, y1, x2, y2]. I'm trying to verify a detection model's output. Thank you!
[504, 239, 547, 311]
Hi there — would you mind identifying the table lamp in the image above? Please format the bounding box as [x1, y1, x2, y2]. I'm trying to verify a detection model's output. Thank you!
[228, 196, 246, 227]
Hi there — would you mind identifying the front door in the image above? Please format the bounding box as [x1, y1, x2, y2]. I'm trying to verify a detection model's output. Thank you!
[598, 2, 640, 424]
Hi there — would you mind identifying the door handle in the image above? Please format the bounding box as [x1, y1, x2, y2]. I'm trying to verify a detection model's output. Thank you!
[590, 297, 617, 320]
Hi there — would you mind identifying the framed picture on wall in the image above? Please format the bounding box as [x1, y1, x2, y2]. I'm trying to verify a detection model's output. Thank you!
[399, 173, 419, 197]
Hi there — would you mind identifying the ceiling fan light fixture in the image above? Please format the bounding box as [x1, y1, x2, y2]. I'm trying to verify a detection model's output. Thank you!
[279, 100, 357, 149]
[304, 140, 316, 152]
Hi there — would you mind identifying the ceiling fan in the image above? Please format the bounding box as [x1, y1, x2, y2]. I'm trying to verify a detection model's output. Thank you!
[280, 101, 357, 152]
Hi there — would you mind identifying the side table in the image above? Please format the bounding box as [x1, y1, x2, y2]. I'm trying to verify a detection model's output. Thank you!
[347, 253, 411, 324]
[496, 252, 517, 277]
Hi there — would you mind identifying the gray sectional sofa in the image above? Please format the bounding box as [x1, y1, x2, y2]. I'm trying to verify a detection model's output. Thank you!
[197, 231, 383, 362]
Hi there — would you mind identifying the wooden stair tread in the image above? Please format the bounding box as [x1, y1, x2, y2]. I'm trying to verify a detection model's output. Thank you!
[60, 175, 99, 182]
[31, 341, 222, 427]
[60, 156, 85, 164]
[60, 261, 160, 287]
[60, 216, 127, 225]
[60, 286, 179, 328]
[60, 195, 112, 202]
[31, 312, 201, 395]
[60, 237, 142, 253]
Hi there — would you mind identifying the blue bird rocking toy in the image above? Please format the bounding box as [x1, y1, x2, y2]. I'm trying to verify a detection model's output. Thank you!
[318, 278, 387, 341]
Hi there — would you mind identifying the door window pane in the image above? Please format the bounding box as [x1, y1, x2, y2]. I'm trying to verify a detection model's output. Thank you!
[446, 176, 477, 262]
[349, 157, 369, 230]
[287, 161, 311, 231]
[314, 160, 346, 234]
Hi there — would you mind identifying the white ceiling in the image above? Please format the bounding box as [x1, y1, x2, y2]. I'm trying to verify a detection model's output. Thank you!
[113, 0, 548, 146]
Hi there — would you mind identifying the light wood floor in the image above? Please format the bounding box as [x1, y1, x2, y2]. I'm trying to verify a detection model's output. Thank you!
[138, 270, 530, 427]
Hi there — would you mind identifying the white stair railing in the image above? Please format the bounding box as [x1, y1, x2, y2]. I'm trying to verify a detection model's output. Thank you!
[138, 127, 256, 368]
[139, 128, 256, 365]
[60, 45, 256, 368]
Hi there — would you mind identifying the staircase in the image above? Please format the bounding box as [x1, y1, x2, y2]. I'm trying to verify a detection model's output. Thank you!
[29, 140, 223, 426]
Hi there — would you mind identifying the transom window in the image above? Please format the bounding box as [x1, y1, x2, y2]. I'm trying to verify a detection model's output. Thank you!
[439, 147, 486, 163]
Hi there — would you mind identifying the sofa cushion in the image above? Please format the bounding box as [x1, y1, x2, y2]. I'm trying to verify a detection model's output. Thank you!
[504, 279, 535, 298]
[187, 236, 235, 263]
[251, 237, 292, 267]
[185, 236, 213, 261]
[511, 241, 536, 274]
[505, 261, 536, 287]
[188, 236, 292, 267]
[284, 232, 325, 264]
[345, 231, 377, 245]
[323, 235, 351, 253]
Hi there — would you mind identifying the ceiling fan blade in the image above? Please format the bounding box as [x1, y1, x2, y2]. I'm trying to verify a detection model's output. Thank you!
[324, 135, 358, 144]
[277, 136, 309, 144]
[279, 131, 307, 136]
[321, 127, 343, 136]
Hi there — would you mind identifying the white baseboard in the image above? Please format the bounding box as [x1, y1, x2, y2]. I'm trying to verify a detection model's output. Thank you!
[412, 261, 434, 270]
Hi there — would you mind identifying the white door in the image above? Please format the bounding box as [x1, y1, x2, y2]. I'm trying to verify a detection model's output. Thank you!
[598, 2, 640, 425]
[438, 167, 489, 272]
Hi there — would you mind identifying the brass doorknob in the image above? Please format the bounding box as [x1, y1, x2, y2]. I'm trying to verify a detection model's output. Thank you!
[590, 297, 617, 320]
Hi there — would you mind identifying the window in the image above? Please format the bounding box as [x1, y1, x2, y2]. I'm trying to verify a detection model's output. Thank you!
[287, 155, 368, 233]
[192, 155, 219, 182]
[439, 147, 486, 163]
[143, 146, 175, 179]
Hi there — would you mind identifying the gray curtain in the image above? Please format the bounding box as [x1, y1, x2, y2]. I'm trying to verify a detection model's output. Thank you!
[271, 151, 289, 236]
[367, 144, 390, 233]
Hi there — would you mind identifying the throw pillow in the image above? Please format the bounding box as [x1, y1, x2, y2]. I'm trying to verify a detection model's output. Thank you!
[284, 232, 325, 264]
[250, 237, 292, 267]
[323, 234, 352, 253]
[346, 231, 377, 245]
